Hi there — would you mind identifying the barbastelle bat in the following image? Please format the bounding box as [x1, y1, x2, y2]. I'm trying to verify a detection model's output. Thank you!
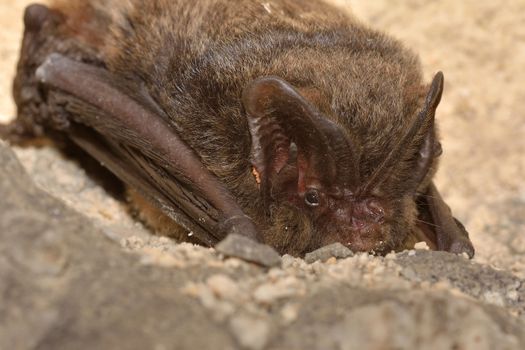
[1, 0, 474, 265]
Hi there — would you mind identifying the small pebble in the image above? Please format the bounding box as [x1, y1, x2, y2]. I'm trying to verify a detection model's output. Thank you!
[268, 267, 287, 281]
[180, 282, 200, 298]
[215, 234, 281, 267]
[385, 251, 397, 260]
[120, 236, 145, 250]
[357, 253, 371, 264]
[372, 265, 385, 275]
[483, 290, 505, 307]
[281, 254, 296, 268]
[253, 277, 304, 304]
[309, 261, 327, 275]
[325, 257, 337, 265]
[304, 242, 353, 263]
[139, 247, 186, 268]
[281, 303, 300, 324]
[158, 236, 171, 244]
[229, 315, 270, 350]
[506, 290, 519, 302]
[414, 241, 430, 250]
[207, 274, 240, 300]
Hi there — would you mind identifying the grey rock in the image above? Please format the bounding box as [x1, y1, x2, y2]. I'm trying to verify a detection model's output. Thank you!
[304, 242, 354, 263]
[396, 251, 525, 315]
[216, 234, 282, 267]
[0, 142, 237, 350]
[1, 141, 525, 350]
[276, 286, 525, 350]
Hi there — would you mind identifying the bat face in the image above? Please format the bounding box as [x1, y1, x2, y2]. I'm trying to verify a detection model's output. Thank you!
[271, 184, 403, 254]
[243, 75, 443, 255]
[2, 1, 475, 264]
[304, 194, 404, 254]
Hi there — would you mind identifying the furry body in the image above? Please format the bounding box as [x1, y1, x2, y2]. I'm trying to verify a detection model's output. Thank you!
[9, 0, 459, 256]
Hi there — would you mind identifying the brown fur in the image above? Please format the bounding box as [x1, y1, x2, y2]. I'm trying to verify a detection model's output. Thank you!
[11, 0, 438, 256]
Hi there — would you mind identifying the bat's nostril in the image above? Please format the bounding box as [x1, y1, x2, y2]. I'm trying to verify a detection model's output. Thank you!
[362, 199, 385, 223]
[351, 217, 368, 229]
[350, 199, 385, 229]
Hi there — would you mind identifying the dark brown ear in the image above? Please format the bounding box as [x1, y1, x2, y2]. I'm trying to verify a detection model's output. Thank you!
[409, 73, 474, 257]
[242, 76, 357, 201]
[410, 72, 444, 192]
[357, 72, 444, 198]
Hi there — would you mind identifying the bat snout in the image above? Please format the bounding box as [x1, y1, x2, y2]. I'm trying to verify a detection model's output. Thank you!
[343, 222, 388, 253]
[349, 199, 386, 232]
[317, 196, 391, 253]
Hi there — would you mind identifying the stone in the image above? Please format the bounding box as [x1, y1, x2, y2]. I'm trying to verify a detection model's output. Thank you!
[229, 315, 271, 350]
[304, 242, 354, 263]
[1, 143, 525, 350]
[215, 234, 281, 267]
[207, 274, 240, 300]
[414, 241, 430, 250]
[0, 143, 237, 350]
[253, 277, 305, 304]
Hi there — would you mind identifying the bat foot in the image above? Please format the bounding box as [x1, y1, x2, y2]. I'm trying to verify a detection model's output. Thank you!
[216, 234, 281, 267]
[448, 239, 475, 259]
[447, 218, 475, 258]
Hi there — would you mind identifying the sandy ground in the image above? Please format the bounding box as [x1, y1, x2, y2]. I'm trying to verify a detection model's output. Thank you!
[0, 0, 524, 276]
[3, 136, 524, 349]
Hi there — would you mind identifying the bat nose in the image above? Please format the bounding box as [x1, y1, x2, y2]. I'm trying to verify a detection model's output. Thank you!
[351, 217, 369, 230]
[352, 199, 385, 227]
[365, 199, 385, 222]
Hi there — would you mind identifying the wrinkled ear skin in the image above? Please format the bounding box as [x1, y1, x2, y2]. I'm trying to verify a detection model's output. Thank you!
[242, 77, 337, 202]
[416, 182, 474, 258]
[242, 76, 359, 206]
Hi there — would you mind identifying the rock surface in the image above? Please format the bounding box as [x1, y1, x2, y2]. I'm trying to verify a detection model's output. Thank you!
[1, 142, 524, 349]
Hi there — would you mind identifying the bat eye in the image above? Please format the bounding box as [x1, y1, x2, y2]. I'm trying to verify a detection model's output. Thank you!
[304, 189, 321, 207]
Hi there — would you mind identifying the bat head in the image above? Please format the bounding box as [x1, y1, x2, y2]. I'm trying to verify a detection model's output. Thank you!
[243, 73, 444, 255]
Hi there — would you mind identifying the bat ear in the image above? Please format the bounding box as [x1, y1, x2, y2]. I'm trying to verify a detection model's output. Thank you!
[242, 76, 358, 201]
[411, 72, 445, 191]
[358, 72, 445, 198]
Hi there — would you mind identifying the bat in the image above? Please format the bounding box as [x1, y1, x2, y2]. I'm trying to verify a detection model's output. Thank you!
[1, 0, 474, 266]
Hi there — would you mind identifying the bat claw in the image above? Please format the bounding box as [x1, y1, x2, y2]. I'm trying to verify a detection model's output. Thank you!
[447, 218, 475, 258]
[449, 239, 475, 259]
[215, 234, 282, 267]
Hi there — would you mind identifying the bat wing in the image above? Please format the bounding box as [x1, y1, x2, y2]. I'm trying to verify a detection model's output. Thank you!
[415, 181, 475, 258]
[21, 53, 280, 266]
